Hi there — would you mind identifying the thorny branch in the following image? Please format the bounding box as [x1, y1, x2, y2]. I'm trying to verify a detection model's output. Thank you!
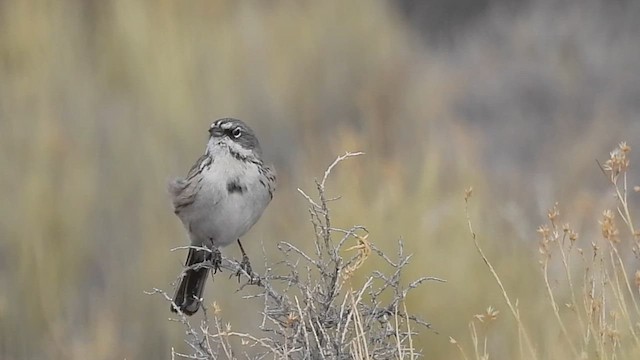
[150, 152, 443, 359]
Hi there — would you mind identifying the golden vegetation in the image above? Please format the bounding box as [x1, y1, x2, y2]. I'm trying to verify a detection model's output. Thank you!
[1, 0, 639, 358]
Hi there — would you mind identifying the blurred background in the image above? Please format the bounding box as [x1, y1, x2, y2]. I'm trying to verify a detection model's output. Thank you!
[2, 0, 640, 358]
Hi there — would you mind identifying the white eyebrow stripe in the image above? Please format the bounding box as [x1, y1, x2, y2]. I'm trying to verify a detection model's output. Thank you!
[220, 122, 234, 130]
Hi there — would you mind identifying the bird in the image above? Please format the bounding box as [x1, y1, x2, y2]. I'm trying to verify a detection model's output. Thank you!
[168, 118, 276, 316]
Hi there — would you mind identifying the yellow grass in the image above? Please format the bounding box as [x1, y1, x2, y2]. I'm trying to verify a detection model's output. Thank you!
[1, 0, 639, 358]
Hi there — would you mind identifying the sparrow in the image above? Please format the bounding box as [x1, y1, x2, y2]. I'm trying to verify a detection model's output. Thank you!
[168, 118, 276, 315]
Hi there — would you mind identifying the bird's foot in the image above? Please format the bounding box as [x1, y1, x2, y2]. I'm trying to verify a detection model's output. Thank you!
[235, 239, 258, 284]
[211, 247, 222, 274]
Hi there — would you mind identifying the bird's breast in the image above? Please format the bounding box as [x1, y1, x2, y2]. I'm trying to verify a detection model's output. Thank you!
[186, 153, 271, 247]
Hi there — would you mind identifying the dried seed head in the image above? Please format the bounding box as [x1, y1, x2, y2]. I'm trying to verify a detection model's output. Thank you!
[537, 225, 551, 239]
[603, 143, 631, 178]
[485, 306, 500, 321]
[538, 225, 552, 257]
[606, 325, 620, 343]
[569, 230, 578, 242]
[284, 312, 299, 328]
[342, 233, 371, 279]
[465, 187, 473, 201]
[619, 142, 631, 153]
[548, 204, 559, 222]
[474, 306, 500, 322]
[561, 223, 578, 242]
[211, 301, 222, 315]
[600, 210, 620, 243]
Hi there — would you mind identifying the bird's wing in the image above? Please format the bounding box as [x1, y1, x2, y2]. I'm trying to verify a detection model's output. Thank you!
[260, 163, 277, 200]
[168, 154, 212, 213]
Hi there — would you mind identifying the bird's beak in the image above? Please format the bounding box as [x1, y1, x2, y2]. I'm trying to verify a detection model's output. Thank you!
[209, 127, 223, 137]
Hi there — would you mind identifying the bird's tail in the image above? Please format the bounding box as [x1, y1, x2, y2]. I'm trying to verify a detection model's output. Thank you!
[171, 247, 212, 316]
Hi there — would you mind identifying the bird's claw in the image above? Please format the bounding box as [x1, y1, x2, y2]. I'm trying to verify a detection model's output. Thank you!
[211, 247, 222, 274]
[234, 239, 258, 284]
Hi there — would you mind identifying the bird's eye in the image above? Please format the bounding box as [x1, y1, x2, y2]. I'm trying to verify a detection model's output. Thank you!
[232, 127, 242, 138]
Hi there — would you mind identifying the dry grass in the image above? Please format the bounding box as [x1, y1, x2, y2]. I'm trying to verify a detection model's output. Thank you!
[2, 0, 640, 359]
[457, 143, 640, 359]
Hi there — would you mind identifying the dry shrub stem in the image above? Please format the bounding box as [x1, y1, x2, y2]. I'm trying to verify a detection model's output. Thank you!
[150, 152, 444, 359]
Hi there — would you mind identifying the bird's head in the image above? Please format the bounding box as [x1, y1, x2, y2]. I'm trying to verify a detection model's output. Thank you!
[207, 118, 262, 159]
